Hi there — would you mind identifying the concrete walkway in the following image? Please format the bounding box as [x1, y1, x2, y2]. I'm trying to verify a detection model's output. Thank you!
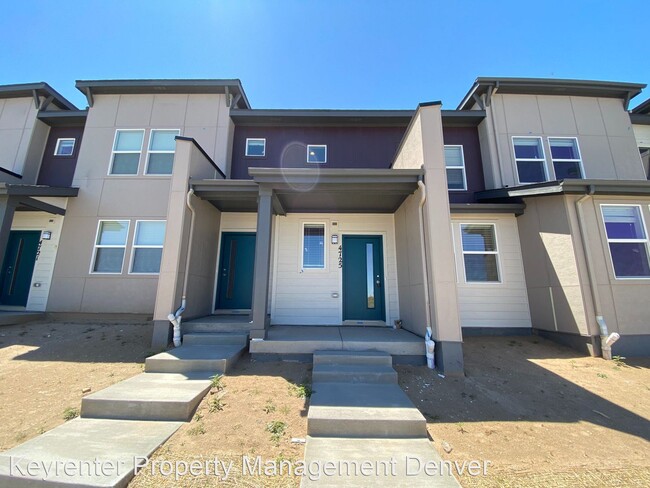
[302, 351, 460, 487]
[0, 332, 247, 487]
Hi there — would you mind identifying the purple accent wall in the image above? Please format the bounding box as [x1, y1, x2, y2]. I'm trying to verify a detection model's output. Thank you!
[37, 126, 84, 187]
[443, 127, 485, 203]
[231, 126, 406, 179]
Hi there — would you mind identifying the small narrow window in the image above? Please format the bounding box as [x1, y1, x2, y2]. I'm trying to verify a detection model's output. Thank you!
[302, 224, 325, 269]
[513, 137, 547, 184]
[110, 130, 144, 175]
[549, 137, 584, 179]
[601, 205, 650, 278]
[131, 221, 166, 274]
[444, 145, 467, 190]
[307, 145, 327, 164]
[54, 138, 75, 156]
[146, 129, 180, 175]
[245, 138, 266, 157]
[461, 224, 500, 282]
[91, 220, 129, 273]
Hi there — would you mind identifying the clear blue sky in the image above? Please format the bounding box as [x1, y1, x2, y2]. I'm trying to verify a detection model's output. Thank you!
[1, 0, 649, 110]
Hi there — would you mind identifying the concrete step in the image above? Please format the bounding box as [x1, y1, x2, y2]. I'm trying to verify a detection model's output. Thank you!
[182, 315, 253, 334]
[301, 436, 461, 487]
[312, 363, 398, 384]
[0, 418, 181, 487]
[182, 332, 248, 346]
[80, 373, 212, 421]
[313, 350, 393, 367]
[145, 344, 245, 374]
[308, 382, 427, 438]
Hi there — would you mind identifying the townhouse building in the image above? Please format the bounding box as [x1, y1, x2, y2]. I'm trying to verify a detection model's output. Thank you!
[0, 77, 647, 375]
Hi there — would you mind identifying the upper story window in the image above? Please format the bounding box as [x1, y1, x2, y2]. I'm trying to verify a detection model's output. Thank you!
[460, 224, 500, 283]
[549, 137, 584, 179]
[513, 137, 547, 184]
[146, 129, 180, 175]
[302, 223, 325, 269]
[91, 220, 130, 274]
[307, 145, 327, 164]
[245, 138, 266, 157]
[444, 145, 467, 191]
[54, 138, 75, 156]
[110, 130, 144, 175]
[601, 205, 650, 279]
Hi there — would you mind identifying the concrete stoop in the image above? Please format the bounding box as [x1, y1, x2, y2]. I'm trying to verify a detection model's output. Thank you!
[302, 351, 460, 487]
[0, 335, 247, 487]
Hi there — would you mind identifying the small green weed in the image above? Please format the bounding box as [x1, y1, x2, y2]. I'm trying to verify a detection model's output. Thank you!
[209, 396, 225, 413]
[63, 407, 79, 421]
[289, 382, 312, 398]
[187, 423, 206, 436]
[266, 420, 287, 443]
[263, 400, 276, 414]
[612, 356, 627, 368]
[210, 374, 224, 391]
[597, 372, 608, 379]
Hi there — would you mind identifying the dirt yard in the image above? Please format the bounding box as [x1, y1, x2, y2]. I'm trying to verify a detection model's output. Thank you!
[397, 336, 650, 487]
[1, 321, 648, 487]
[0, 318, 153, 450]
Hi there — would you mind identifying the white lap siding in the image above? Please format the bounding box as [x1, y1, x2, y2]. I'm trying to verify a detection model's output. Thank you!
[451, 214, 532, 329]
[271, 213, 399, 326]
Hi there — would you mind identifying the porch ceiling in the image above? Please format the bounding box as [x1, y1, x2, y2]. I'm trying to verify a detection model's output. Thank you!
[192, 168, 423, 214]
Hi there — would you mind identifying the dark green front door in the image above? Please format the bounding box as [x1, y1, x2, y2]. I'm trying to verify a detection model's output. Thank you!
[0, 231, 40, 307]
[215, 232, 256, 310]
[342, 235, 385, 322]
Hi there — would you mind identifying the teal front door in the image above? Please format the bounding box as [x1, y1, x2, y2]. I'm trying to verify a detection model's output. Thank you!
[342, 235, 386, 322]
[0, 231, 40, 307]
[215, 232, 256, 310]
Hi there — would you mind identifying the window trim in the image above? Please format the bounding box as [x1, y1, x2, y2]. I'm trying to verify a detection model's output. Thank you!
[548, 136, 585, 180]
[307, 144, 327, 164]
[108, 129, 145, 176]
[245, 138, 266, 157]
[512, 136, 549, 185]
[600, 204, 650, 280]
[129, 220, 166, 275]
[444, 144, 468, 191]
[144, 129, 181, 176]
[459, 222, 502, 284]
[90, 220, 130, 275]
[53, 138, 76, 157]
[301, 222, 327, 271]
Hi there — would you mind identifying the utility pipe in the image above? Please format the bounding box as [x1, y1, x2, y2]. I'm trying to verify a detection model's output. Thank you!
[168, 188, 197, 347]
[574, 187, 614, 357]
[417, 179, 434, 360]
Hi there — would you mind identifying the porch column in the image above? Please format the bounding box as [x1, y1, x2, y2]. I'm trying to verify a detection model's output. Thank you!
[0, 196, 17, 266]
[250, 187, 273, 339]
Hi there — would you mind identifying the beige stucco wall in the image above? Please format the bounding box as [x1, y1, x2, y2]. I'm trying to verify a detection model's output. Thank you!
[394, 189, 428, 337]
[0, 97, 50, 183]
[451, 213, 531, 329]
[50, 93, 232, 314]
[481, 94, 645, 188]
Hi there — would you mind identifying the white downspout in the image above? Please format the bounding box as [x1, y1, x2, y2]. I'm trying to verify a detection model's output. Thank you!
[575, 188, 617, 358]
[417, 179, 435, 367]
[168, 188, 197, 347]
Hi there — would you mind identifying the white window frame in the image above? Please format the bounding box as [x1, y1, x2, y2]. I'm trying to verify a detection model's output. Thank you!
[54, 138, 76, 156]
[600, 204, 650, 280]
[307, 144, 327, 164]
[301, 222, 327, 270]
[512, 136, 549, 185]
[144, 129, 181, 175]
[108, 129, 145, 176]
[90, 220, 130, 275]
[548, 137, 585, 180]
[129, 220, 166, 275]
[444, 145, 467, 191]
[459, 222, 501, 284]
[245, 138, 266, 157]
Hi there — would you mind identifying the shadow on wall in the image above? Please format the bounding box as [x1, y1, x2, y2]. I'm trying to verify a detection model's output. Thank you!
[398, 336, 650, 444]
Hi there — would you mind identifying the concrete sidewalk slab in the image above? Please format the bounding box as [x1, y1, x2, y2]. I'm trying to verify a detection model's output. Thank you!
[81, 373, 212, 421]
[301, 436, 461, 487]
[0, 418, 181, 487]
[312, 363, 398, 384]
[145, 344, 245, 373]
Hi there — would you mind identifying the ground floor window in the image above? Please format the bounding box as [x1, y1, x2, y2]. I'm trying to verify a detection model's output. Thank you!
[460, 223, 500, 282]
[302, 223, 325, 269]
[91, 221, 130, 273]
[130, 220, 166, 274]
[601, 205, 650, 278]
